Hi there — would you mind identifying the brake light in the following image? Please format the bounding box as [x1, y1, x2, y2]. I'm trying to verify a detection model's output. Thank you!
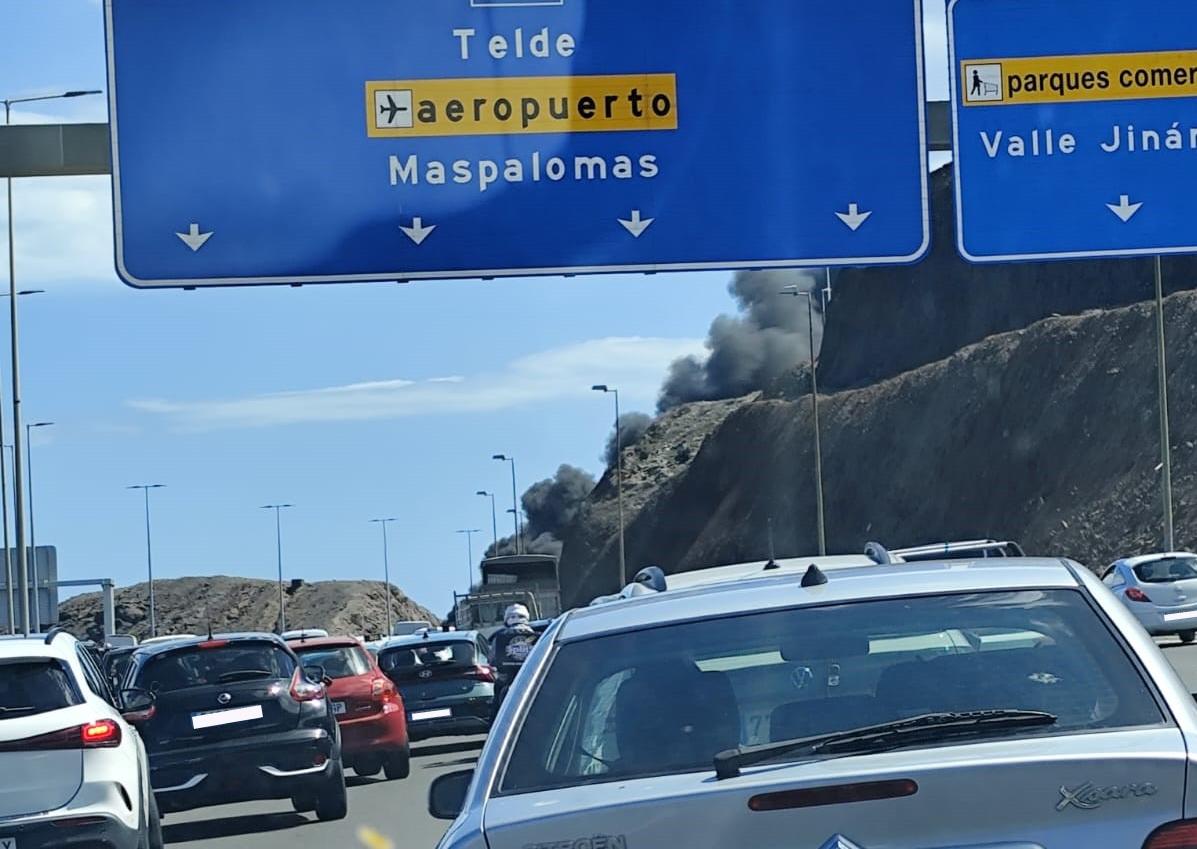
[81, 719, 121, 748]
[467, 665, 496, 683]
[196, 639, 230, 649]
[290, 668, 325, 702]
[1145, 820, 1197, 848]
[749, 779, 918, 812]
[371, 677, 394, 699]
[1127, 587, 1152, 602]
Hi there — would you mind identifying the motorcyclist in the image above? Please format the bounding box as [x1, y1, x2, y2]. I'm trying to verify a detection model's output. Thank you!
[489, 603, 539, 719]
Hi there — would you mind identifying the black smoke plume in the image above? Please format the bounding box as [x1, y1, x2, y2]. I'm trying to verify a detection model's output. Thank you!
[658, 270, 824, 411]
[486, 465, 596, 558]
[603, 412, 653, 468]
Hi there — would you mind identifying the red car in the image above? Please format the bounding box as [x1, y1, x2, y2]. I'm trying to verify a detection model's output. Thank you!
[286, 635, 410, 780]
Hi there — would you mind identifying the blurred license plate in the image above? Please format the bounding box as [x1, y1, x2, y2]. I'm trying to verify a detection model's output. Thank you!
[192, 705, 263, 730]
[1165, 612, 1197, 622]
[1, 837, 17, 849]
[332, 701, 347, 716]
[411, 708, 452, 721]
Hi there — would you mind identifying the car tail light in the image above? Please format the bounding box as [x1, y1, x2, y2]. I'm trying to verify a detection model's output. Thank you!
[51, 817, 108, 828]
[0, 721, 121, 752]
[467, 665, 496, 683]
[196, 639, 230, 649]
[1145, 820, 1197, 848]
[1127, 588, 1152, 602]
[290, 668, 325, 702]
[81, 719, 121, 748]
[371, 677, 397, 700]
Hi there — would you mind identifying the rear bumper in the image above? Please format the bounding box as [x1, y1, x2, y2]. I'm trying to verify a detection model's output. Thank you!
[404, 698, 493, 741]
[0, 814, 139, 849]
[149, 727, 337, 812]
[338, 703, 409, 756]
[1133, 605, 1197, 634]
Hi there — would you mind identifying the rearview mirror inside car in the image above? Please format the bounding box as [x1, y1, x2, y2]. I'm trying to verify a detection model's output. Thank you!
[120, 687, 156, 722]
[429, 769, 474, 820]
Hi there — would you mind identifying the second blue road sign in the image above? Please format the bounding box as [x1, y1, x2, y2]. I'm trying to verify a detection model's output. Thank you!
[106, 0, 930, 288]
[951, 0, 1197, 263]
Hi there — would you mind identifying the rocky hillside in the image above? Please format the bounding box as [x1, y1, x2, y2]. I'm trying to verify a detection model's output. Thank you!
[819, 165, 1197, 392]
[59, 576, 438, 643]
[561, 290, 1197, 606]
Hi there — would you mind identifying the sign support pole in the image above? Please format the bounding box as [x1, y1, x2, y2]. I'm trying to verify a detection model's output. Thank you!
[1154, 255, 1175, 552]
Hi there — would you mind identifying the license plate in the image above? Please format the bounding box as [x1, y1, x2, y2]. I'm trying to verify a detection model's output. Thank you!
[1165, 611, 1197, 622]
[1, 837, 17, 849]
[411, 708, 452, 721]
[191, 704, 264, 730]
[332, 701, 347, 716]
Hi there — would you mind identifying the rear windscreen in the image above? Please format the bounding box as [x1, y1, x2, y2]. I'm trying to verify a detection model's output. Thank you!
[0, 660, 82, 717]
[1134, 557, 1197, 583]
[293, 645, 371, 679]
[135, 643, 296, 692]
[379, 641, 477, 676]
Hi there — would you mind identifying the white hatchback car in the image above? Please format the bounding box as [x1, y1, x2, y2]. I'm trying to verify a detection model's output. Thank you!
[430, 552, 1197, 849]
[1103, 553, 1197, 641]
[0, 630, 160, 849]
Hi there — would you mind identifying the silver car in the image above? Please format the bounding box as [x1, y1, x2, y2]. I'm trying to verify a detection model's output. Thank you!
[429, 550, 1197, 849]
[1103, 552, 1197, 642]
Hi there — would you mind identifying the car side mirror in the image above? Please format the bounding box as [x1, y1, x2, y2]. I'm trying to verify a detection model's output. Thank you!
[302, 664, 327, 684]
[429, 769, 474, 820]
[120, 688, 157, 723]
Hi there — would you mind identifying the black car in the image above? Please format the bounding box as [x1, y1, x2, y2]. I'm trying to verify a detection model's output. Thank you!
[123, 633, 348, 820]
[377, 631, 495, 741]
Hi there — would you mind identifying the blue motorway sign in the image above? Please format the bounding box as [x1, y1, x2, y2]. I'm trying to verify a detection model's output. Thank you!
[106, 0, 929, 288]
[951, 0, 1197, 263]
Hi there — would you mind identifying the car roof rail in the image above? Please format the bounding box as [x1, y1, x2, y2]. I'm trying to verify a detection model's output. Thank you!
[43, 627, 71, 646]
[865, 542, 896, 565]
[891, 539, 1025, 561]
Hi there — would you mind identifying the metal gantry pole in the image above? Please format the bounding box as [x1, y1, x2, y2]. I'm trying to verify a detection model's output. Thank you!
[1155, 255, 1176, 551]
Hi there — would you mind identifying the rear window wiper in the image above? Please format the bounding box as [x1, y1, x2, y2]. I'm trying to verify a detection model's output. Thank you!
[0, 705, 39, 717]
[714, 710, 1057, 780]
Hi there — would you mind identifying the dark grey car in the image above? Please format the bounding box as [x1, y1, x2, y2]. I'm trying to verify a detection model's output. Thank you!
[377, 631, 495, 741]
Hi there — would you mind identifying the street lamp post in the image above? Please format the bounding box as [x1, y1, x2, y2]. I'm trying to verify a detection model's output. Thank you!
[127, 485, 165, 637]
[476, 491, 498, 557]
[456, 529, 482, 590]
[369, 518, 398, 637]
[4, 90, 101, 635]
[592, 385, 627, 585]
[780, 285, 827, 557]
[260, 505, 293, 633]
[24, 421, 52, 631]
[492, 455, 521, 554]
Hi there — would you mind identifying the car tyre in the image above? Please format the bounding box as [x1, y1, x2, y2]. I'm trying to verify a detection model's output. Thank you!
[147, 792, 164, 849]
[1181, 631, 1196, 644]
[383, 746, 411, 781]
[314, 762, 349, 822]
[291, 793, 317, 814]
[354, 756, 382, 777]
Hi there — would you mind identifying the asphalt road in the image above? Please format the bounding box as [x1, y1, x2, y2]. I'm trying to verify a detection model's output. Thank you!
[165, 737, 484, 849]
[166, 643, 1197, 849]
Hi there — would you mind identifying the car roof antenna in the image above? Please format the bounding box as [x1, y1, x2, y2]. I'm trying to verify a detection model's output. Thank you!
[801, 564, 828, 588]
[763, 516, 779, 570]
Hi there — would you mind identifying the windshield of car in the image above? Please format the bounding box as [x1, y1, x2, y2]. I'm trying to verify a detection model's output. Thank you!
[378, 640, 478, 676]
[1134, 558, 1197, 583]
[0, 659, 83, 716]
[292, 645, 371, 679]
[499, 590, 1164, 795]
[134, 643, 296, 693]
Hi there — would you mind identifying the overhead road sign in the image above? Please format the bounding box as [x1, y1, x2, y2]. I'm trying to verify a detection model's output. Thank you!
[105, 0, 930, 288]
[950, 0, 1197, 262]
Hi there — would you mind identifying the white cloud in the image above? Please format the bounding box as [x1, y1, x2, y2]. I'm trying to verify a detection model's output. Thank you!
[128, 336, 704, 431]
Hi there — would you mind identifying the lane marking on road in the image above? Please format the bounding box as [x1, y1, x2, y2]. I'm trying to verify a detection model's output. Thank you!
[358, 826, 395, 849]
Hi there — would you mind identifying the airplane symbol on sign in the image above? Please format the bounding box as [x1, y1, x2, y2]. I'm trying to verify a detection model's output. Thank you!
[379, 94, 408, 125]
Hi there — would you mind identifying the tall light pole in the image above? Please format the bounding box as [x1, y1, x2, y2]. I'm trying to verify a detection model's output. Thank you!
[260, 504, 293, 633]
[592, 385, 627, 585]
[0, 294, 38, 634]
[492, 454, 521, 554]
[780, 285, 827, 556]
[456, 529, 481, 589]
[127, 484, 165, 637]
[370, 518, 398, 637]
[1154, 256, 1175, 552]
[476, 491, 498, 557]
[5, 90, 101, 635]
[24, 421, 52, 631]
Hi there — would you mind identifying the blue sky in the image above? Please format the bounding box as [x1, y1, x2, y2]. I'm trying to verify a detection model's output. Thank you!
[0, 1, 951, 616]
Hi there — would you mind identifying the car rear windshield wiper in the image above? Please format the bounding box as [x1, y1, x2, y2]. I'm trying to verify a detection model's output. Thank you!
[0, 705, 38, 717]
[713, 710, 1057, 780]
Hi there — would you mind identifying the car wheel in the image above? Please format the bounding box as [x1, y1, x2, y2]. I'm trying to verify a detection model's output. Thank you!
[291, 793, 317, 814]
[314, 762, 349, 822]
[383, 747, 411, 781]
[1181, 631, 1196, 644]
[354, 756, 382, 778]
[147, 793, 165, 849]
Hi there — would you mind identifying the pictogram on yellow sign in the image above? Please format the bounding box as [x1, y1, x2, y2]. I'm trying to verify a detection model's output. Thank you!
[962, 49, 1197, 106]
[365, 74, 678, 138]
